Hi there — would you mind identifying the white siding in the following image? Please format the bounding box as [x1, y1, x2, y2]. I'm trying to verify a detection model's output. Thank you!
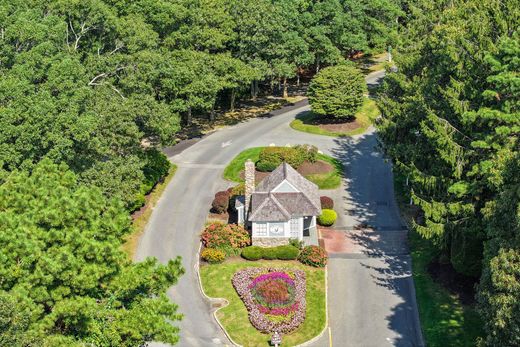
[252, 221, 295, 237]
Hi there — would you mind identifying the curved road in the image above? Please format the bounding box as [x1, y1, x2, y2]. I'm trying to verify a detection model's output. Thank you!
[136, 69, 424, 347]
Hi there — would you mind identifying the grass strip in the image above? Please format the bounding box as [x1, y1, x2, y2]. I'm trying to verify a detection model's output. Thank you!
[394, 174, 483, 346]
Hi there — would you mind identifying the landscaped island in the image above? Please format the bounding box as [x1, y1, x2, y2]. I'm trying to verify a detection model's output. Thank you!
[200, 260, 326, 346]
[223, 146, 343, 190]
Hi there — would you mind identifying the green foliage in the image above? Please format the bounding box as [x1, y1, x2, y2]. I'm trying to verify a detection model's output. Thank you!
[241, 246, 265, 261]
[318, 209, 337, 226]
[241, 245, 300, 261]
[307, 64, 366, 118]
[201, 222, 251, 256]
[201, 248, 226, 264]
[298, 246, 328, 268]
[274, 245, 300, 260]
[256, 145, 318, 172]
[377, 2, 519, 345]
[289, 238, 305, 250]
[0, 159, 184, 345]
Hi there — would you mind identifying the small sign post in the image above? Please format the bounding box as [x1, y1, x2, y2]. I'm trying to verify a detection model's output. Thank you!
[271, 332, 282, 347]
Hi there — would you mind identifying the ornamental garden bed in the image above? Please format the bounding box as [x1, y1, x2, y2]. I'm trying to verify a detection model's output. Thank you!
[199, 259, 326, 346]
[223, 146, 343, 190]
[290, 98, 379, 137]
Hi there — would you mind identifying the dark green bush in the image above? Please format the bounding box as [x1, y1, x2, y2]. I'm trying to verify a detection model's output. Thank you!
[308, 64, 366, 119]
[262, 247, 278, 260]
[241, 246, 264, 260]
[275, 245, 300, 260]
[143, 148, 171, 192]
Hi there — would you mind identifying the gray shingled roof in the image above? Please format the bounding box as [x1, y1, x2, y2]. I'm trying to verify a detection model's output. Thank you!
[248, 162, 321, 222]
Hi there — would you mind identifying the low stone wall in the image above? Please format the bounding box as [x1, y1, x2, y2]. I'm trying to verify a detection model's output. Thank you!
[252, 237, 291, 247]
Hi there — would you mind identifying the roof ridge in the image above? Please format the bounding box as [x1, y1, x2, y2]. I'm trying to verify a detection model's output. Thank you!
[269, 193, 291, 219]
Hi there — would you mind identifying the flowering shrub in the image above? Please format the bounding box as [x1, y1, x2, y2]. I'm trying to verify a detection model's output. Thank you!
[201, 222, 250, 256]
[232, 268, 306, 333]
[201, 248, 225, 264]
[298, 245, 328, 267]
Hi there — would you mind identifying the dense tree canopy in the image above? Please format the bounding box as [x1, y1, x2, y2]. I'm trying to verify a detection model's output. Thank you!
[377, 0, 519, 345]
[0, 0, 408, 345]
[0, 159, 184, 345]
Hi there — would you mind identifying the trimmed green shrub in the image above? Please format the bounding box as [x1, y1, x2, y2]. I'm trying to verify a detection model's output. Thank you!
[294, 144, 318, 163]
[201, 248, 225, 264]
[318, 209, 337, 226]
[320, 196, 334, 209]
[275, 245, 300, 260]
[308, 64, 366, 119]
[212, 191, 230, 214]
[262, 247, 278, 260]
[298, 245, 328, 267]
[241, 246, 264, 261]
[142, 148, 171, 192]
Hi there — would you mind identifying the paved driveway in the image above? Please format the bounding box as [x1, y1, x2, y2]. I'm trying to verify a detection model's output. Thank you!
[136, 70, 423, 347]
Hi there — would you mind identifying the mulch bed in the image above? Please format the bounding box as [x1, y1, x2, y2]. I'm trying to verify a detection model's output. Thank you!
[239, 160, 333, 182]
[427, 259, 479, 305]
[303, 115, 362, 133]
[317, 120, 361, 133]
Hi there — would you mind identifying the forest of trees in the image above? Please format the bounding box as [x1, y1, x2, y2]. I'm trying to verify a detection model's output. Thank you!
[377, 0, 519, 345]
[1, 0, 518, 346]
[0, 0, 401, 345]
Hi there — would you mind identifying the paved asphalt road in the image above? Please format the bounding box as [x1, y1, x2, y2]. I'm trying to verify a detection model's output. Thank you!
[135, 69, 424, 347]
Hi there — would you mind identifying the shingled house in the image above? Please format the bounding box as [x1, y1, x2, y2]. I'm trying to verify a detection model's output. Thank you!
[235, 159, 321, 247]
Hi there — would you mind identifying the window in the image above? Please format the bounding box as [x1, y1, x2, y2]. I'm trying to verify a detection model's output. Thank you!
[256, 223, 267, 236]
[269, 223, 285, 237]
[290, 219, 299, 237]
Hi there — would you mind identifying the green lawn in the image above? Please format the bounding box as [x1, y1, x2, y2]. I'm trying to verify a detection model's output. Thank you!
[223, 147, 343, 189]
[199, 259, 326, 347]
[290, 98, 380, 137]
[394, 174, 484, 346]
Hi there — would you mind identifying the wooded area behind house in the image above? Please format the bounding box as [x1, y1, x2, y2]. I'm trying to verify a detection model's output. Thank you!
[0, 0, 518, 346]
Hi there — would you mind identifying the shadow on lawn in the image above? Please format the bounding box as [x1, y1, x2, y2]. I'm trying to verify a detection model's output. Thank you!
[329, 132, 424, 347]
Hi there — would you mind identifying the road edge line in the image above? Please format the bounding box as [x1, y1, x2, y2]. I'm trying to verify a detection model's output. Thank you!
[195, 242, 242, 347]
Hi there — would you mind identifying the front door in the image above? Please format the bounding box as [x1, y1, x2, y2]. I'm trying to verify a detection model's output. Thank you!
[303, 216, 312, 237]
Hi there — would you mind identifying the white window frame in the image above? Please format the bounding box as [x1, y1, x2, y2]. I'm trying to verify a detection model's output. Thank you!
[256, 222, 267, 236]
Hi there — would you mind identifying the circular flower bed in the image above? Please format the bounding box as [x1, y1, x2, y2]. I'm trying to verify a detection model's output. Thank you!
[232, 268, 306, 334]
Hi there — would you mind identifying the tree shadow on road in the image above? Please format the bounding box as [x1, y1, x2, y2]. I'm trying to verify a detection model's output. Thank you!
[329, 132, 424, 346]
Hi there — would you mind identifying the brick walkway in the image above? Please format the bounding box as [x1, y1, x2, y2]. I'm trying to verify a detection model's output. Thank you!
[319, 227, 409, 256]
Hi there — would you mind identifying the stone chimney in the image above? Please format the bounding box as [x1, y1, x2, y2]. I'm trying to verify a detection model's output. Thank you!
[244, 159, 255, 221]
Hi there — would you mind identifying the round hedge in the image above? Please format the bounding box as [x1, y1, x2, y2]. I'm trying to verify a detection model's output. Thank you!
[318, 209, 337, 226]
[307, 64, 366, 119]
[320, 196, 334, 209]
